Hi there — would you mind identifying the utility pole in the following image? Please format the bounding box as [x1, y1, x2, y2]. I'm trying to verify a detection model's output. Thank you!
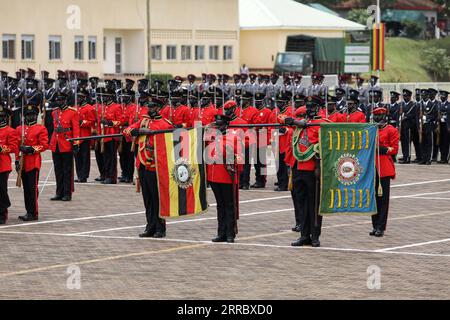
[146, 0, 152, 81]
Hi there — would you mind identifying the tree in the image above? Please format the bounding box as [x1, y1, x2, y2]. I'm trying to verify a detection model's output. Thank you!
[422, 47, 450, 81]
[347, 9, 371, 25]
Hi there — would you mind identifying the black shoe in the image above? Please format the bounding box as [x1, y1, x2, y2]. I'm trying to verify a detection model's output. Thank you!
[418, 161, 427, 165]
[369, 229, 377, 236]
[250, 182, 266, 188]
[95, 176, 105, 182]
[274, 182, 279, 186]
[239, 185, 249, 190]
[153, 232, 166, 238]
[412, 159, 421, 163]
[438, 160, 448, 164]
[291, 237, 311, 247]
[139, 230, 155, 238]
[76, 178, 87, 183]
[398, 158, 410, 164]
[425, 161, 431, 165]
[61, 196, 72, 201]
[226, 237, 235, 243]
[102, 178, 116, 184]
[118, 177, 126, 183]
[50, 195, 63, 201]
[124, 178, 133, 183]
[311, 240, 321, 247]
[374, 230, 384, 237]
[212, 236, 227, 243]
[274, 186, 288, 192]
[291, 225, 301, 232]
[19, 214, 37, 222]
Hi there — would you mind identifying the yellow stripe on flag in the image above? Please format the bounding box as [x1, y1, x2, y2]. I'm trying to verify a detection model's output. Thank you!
[164, 132, 179, 217]
[190, 129, 201, 213]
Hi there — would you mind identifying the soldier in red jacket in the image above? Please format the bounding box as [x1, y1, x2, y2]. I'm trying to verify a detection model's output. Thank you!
[238, 91, 260, 190]
[189, 91, 218, 126]
[206, 102, 244, 243]
[118, 86, 137, 183]
[123, 97, 173, 238]
[74, 87, 96, 183]
[325, 95, 346, 123]
[346, 95, 366, 123]
[271, 92, 294, 191]
[49, 89, 80, 201]
[0, 106, 19, 224]
[285, 96, 327, 247]
[95, 87, 122, 184]
[166, 90, 191, 128]
[15, 104, 49, 221]
[371, 106, 400, 237]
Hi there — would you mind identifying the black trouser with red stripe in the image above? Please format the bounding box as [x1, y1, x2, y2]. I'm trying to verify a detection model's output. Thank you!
[240, 147, 251, 187]
[74, 140, 91, 181]
[95, 143, 105, 179]
[119, 138, 134, 180]
[296, 170, 322, 241]
[53, 148, 74, 197]
[291, 164, 306, 228]
[276, 152, 289, 189]
[104, 140, 118, 182]
[210, 181, 236, 239]
[254, 145, 267, 185]
[372, 176, 391, 232]
[139, 165, 165, 233]
[0, 171, 10, 223]
[22, 169, 40, 218]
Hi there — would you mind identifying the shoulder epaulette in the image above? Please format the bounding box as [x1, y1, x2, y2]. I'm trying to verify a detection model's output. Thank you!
[68, 107, 78, 112]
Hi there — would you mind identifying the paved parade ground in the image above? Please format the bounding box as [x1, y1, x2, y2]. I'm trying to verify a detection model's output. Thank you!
[0, 150, 449, 300]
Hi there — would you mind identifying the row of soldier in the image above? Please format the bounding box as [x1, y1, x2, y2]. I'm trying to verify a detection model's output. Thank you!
[0, 69, 448, 246]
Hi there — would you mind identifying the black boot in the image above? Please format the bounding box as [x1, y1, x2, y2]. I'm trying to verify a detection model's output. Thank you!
[19, 214, 37, 222]
[291, 237, 312, 247]
[212, 236, 227, 242]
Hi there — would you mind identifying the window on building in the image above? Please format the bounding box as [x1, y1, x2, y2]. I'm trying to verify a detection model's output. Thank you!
[195, 45, 204, 60]
[74, 36, 84, 60]
[88, 36, 97, 60]
[49, 35, 61, 60]
[103, 37, 106, 60]
[21, 35, 34, 60]
[166, 45, 177, 60]
[181, 45, 191, 61]
[2, 34, 15, 59]
[223, 45, 233, 60]
[209, 45, 219, 60]
[151, 45, 162, 60]
[115, 37, 122, 73]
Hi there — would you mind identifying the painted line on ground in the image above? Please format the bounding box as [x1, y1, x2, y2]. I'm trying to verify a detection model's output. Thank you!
[376, 237, 450, 252]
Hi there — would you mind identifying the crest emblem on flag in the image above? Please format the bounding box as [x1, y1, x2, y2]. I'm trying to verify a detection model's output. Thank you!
[334, 153, 362, 186]
[172, 158, 197, 189]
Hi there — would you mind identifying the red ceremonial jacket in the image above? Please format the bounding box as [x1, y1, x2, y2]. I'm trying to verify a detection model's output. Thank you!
[162, 105, 191, 127]
[271, 107, 294, 153]
[123, 115, 173, 171]
[189, 105, 218, 127]
[50, 107, 80, 153]
[97, 102, 123, 143]
[78, 103, 96, 138]
[376, 124, 399, 179]
[346, 110, 366, 123]
[284, 117, 326, 171]
[255, 107, 275, 147]
[16, 124, 48, 172]
[0, 125, 19, 173]
[327, 111, 346, 123]
[206, 117, 244, 184]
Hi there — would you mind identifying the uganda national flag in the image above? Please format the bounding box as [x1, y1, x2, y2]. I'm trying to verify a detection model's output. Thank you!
[154, 127, 208, 219]
[319, 123, 378, 216]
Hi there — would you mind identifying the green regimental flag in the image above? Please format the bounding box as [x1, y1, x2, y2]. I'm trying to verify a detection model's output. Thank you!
[319, 123, 378, 216]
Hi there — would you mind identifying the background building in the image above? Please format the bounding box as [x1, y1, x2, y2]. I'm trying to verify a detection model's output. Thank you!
[0, 0, 240, 79]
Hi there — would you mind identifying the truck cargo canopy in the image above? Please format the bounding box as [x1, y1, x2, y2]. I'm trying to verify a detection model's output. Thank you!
[239, 0, 366, 31]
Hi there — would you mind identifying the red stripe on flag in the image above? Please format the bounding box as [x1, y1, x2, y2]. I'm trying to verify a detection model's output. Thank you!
[156, 134, 171, 217]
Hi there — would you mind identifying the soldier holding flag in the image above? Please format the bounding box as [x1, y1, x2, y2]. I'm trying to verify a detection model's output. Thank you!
[123, 97, 173, 238]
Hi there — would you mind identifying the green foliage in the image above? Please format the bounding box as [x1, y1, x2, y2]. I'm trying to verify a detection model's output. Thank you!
[421, 47, 450, 81]
[145, 73, 173, 86]
[402, 20, 424, 39]
[346, 9, 371, 26]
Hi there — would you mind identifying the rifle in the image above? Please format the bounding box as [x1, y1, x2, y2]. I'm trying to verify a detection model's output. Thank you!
[100, 91, 105, 153]
[435, 87, 441, 147]
[419, 90, 423, 144]
[130, 90, 140, 152]
[40, 70, 47, 125]
[16, 77, 26, 188]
